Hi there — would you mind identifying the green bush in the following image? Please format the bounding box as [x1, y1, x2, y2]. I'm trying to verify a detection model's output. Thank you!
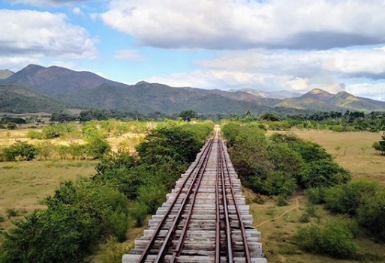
[276, 195, 289, 206]
[35, 141, 55, 160]
[2, 141, 39, 161]
[86, 137, 111, 159]
[137, 184, 167, 214]
[136, 126, 203, 164]
[0, 213, 5, 222]
[357, 189, 385, 240]
[100, 236, 129, 263]
[294, 219, 359, 259]
[305, 187, 327, 204]
[27, 130, 44, 140]
[324, 180, 379, 215]
[131, 202, 149, 227]
[0, 207, 97, 263]
[300, 159, 350, 188]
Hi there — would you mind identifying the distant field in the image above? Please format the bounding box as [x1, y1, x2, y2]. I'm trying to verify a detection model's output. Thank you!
[250, 130, 385, 263]
[0, 160, 97, 239]
[275, 130, 385, 186]
[0, 128, 145, 153]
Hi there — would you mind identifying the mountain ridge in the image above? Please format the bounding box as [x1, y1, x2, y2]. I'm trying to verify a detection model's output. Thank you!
[275, 88, 385, 112]
[1, 64, 385, 114]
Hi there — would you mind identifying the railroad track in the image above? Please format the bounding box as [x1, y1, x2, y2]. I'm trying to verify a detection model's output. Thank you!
[123, 128, 267, 263]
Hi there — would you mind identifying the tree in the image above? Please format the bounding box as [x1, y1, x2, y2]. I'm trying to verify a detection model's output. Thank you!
[179, 110, 198, 122]
[373, 135, 385, 155]
[260, 113, 280, 121]
[6, 123, 17, 130]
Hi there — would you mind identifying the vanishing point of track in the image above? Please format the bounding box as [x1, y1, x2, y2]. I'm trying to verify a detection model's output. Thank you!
[123, 127, 267, 263]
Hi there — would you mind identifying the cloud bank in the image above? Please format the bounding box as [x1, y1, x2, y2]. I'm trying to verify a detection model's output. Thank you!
[102, 0, 385, 50]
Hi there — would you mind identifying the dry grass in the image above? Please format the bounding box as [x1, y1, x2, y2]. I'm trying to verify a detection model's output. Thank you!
[249, 130, 385, 263]
[0, 160, 97, 236]
[268, 130, 385, 186]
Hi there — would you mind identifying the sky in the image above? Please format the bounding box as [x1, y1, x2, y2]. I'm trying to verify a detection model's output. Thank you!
[1, 0, 385, 100]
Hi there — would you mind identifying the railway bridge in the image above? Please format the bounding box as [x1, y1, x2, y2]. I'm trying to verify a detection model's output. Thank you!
[123, 127, 267, 263]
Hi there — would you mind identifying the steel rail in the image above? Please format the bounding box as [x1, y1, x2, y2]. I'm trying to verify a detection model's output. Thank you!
[154, 138, 214, 263]
[219, 139, 234, 263]
[137, 139, 214, 263]
[169, 138, 217, 263]
[220, 140, 252, 263]
[215, 139, 221, 263]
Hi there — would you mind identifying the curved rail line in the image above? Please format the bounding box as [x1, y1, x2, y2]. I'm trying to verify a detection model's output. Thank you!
[124, 128, 267, 263]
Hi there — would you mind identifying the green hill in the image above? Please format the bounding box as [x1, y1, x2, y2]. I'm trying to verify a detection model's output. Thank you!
[275, 89, 385, 112]
[0, 84, 67, 113]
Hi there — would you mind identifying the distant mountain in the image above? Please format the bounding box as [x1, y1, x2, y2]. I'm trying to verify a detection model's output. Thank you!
[1, 65, 279, 115]
[4, 64, 383, 115]
[0, 84, 67, 113]
[2, 64, 126, 101]
[275, 88, 385, 112]
[236, 88, 302, 99]
[0, 69, 14, 80]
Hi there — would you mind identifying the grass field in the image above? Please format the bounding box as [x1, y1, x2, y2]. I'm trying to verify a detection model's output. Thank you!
[0, 160, 97, 240]
[250, 131, 385, 263]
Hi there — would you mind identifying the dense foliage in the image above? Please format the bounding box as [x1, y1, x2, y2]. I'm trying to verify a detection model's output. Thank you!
[306, 180, 385, 241]
[223, 122, 350, 199]
[0, 121, 213, 263]
[229, 110, 385, 132]
[1, 141, 38, 161]
[294, 218, 359, 259]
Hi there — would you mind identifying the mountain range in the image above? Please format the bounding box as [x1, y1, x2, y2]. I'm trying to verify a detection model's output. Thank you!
[0, 64, 384, 114]
[0, 70, 14, 80]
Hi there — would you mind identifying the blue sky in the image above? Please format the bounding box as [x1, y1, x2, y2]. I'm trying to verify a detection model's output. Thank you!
[1, 0, 385, 100]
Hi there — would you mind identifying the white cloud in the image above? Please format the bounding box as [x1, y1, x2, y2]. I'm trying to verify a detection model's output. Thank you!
[114, 49, 145, 60]
[6, 0, 92, 7]
[0, 56, 40, 72]
[0, 10, 97, 60]
[72, 7, 84, 16]
[101, 0, 385, 50]
[148, 47, 385, 99]
[346, 83, 385, 101]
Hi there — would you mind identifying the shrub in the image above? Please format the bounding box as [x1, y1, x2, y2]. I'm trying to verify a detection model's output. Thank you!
[276, 195, 289, 206]
[0, 213, 5, 222]
[27, 131, 44, 140]
[35, 141, 55, 160]
[131, 202, 149, 227]
[324, 180, 379, 216]
[0, 208, 97, 263]
[294, 219, 359, 259]
[137, 184, 167, 214]
[5, 208, 19, 218]
[305, 187, 327, 204]
[86, 137, 111, 159]
[357, 189, 385, 240]
[2, 142, 39, 161]
[68, 143, 87, 160]
[298, 213, 310, 223]
[300, 159, 350, 188]
[100, 236, 129, 263]
[6, 123, 17, 130]
[136, 126, 203, 164]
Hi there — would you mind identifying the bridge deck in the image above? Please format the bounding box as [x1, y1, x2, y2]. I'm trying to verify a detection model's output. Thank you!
[123, 129, 267, 263]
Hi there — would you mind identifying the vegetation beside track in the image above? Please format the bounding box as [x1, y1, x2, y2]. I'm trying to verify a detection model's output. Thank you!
[0, 121, 213, 263]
